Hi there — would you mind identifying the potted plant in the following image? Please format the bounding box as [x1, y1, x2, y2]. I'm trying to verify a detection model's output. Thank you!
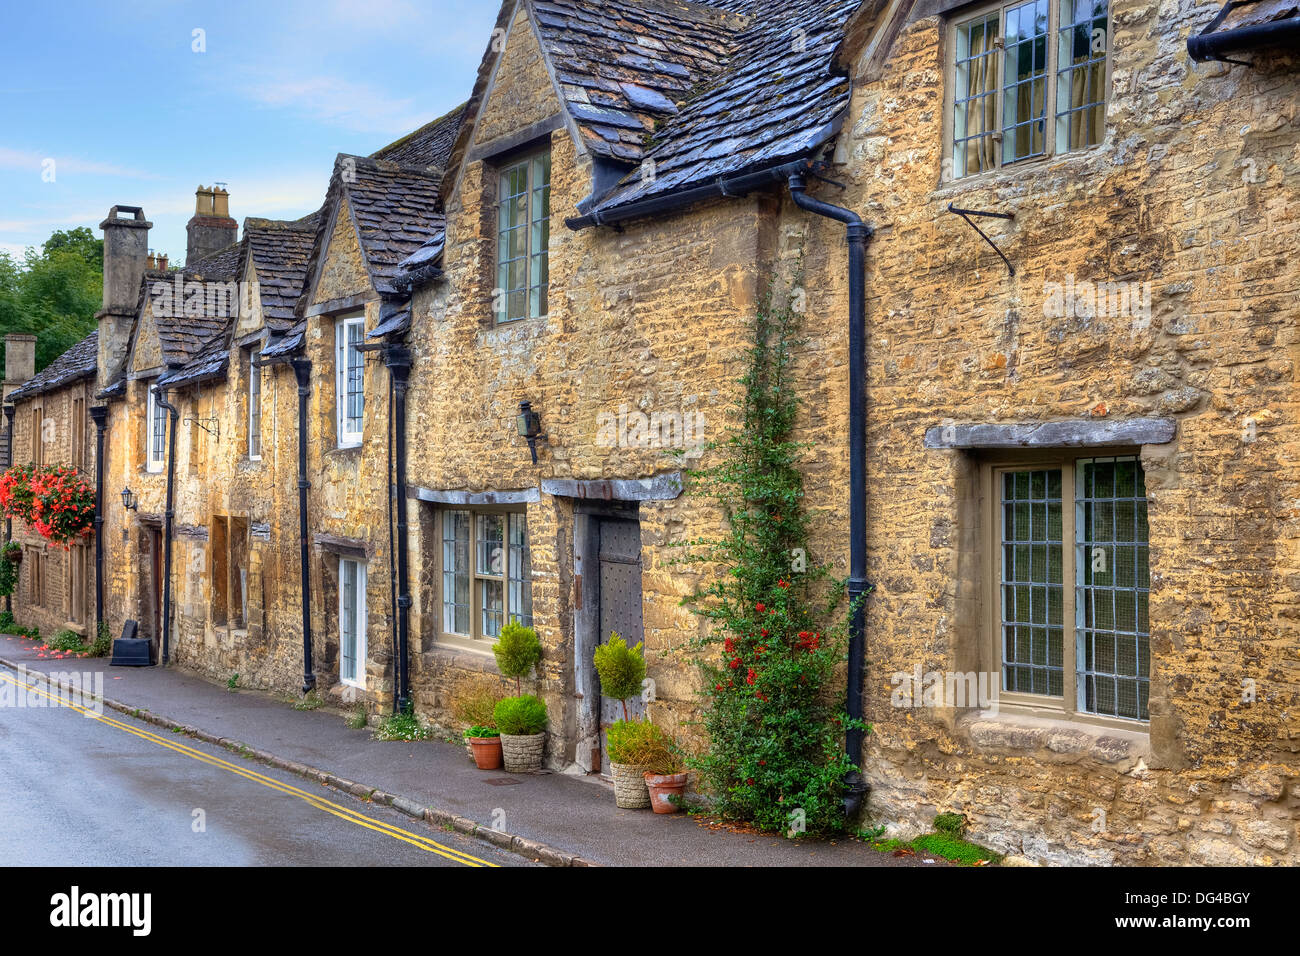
[464, 725, 503, 770]
[594, 632, 651, 808]
[643, 745, 689, 814]
[451, 677, 506, 761]
[493, 694, 548, 772]
[2, 541, 21, 564]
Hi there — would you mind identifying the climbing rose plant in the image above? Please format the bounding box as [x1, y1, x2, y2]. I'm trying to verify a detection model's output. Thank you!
[0, 464, 95, 548]
[674, 276, 868, 837]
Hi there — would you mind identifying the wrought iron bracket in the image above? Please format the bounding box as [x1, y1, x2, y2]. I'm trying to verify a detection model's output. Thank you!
[947, 203, 1016, 276]
[185, 416, 220, 440]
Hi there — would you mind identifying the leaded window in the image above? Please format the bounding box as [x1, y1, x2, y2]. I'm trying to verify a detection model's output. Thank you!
[949, 0, 1109, 178]
[496, 149, 550, 323]
[992, 453, 1150, 723]
[440, 508, 533, 646]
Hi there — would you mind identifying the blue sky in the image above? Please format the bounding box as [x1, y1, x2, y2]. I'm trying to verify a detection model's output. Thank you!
[0, 0, 499, 262]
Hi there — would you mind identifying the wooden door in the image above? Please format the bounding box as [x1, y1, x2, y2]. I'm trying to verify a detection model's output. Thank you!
[597, 518, 644, 775]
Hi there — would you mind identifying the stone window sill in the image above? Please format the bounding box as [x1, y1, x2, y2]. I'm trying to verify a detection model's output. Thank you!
[958, 710, 1150, 767]
[426, 641, 500, 673]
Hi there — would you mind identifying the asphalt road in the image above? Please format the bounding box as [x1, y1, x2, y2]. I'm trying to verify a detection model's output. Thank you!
[0, 670, 525, 867]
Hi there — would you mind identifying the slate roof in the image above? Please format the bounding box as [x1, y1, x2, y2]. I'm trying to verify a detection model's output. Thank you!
[141, 240, 246, 371]
[6, 330, 98, 404]
[246, 213, 320, 332]
[320, 155, 446, 298]
[532, 0, 744, 164]
[588, 0, 860, 211]
[372, 102, 469, 172]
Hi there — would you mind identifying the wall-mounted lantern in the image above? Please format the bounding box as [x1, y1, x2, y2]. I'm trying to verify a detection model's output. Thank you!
[517, 402, 547, 465]
[121, 487, 138, 512]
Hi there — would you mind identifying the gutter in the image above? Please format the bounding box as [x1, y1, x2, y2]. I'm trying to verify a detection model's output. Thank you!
[384, 345, 414, 712]
[153, 386, 180, 666]
[565, 158, 831, 231]
[2, 406, 12, 616]
[567, 157, 875, 819]
[1187, 5, 1300, 62]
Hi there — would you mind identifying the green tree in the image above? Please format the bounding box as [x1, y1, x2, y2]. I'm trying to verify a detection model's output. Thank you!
[0, 226, 102, 371]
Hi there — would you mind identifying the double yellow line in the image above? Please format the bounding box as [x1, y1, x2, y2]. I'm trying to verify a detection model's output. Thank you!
[0, 670, 497, 867]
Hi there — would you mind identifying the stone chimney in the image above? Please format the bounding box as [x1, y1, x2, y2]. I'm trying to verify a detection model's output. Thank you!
[186, 184, 237, 266]
[3, 334, 36, 401]
[97, 205, 152, 391]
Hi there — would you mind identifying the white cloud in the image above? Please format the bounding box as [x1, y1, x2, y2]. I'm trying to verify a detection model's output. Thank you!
[0, 147, 159, 180]
[237, 71, 435, 136]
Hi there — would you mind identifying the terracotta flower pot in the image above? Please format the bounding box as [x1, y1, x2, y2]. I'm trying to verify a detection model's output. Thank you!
[643, 772, 688, 814]
[500, 732, 546, 773]
[610, 762, 652, 809]
[468, 736, 503, 770]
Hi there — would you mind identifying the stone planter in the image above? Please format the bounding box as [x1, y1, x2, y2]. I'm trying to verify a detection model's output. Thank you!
[610, 762, 652, 809]
[500, 732, 545, 773]
[644, 772, 689, 814]
[468, 736, 503, 770]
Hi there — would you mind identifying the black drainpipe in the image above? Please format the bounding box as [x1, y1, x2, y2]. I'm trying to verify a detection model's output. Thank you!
[3, 404, 14, 615]
[153, 386, 179, 666]
[290, 357, 316, 693]
[90, 404, 109, 636]
[786, 174, 873, 820]
[384, 345, 413, 712]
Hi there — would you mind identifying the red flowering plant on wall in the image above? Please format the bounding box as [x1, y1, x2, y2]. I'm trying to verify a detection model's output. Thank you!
[0, 464, 38, 525]
[29, 466, 95, 547]
[673, 274, 869, 838]
[0, 464, 95, 548]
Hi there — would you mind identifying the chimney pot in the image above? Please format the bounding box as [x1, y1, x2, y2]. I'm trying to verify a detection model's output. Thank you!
[212, 187, 230, 219]
[195, 186, 214, 216]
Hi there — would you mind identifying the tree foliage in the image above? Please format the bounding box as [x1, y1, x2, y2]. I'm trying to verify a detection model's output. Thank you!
[0, 227, 103, 371]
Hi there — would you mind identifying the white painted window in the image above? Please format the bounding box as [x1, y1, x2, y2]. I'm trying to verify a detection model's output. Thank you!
[146, 385, 166, 473]
[248, 347, 262, 460]
[339, 558, 367, 689]
[335, 315, 365, 447]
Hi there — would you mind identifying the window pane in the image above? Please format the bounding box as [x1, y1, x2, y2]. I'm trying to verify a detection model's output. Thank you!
[1000, 468, 1064, 696]
[952, 13, 1000, 177]
[249, 349, 262, 458]
[443, 511, 470, 635]
[508, 512, 533, 628]
[1076, 456, 1149, 720]
[1002, 0, 1049, 165]
[481, 578, 504, 639]
[477, 514, 504, 575]
[1056, 0, 1108, 152]
[341, 561, 357, 683]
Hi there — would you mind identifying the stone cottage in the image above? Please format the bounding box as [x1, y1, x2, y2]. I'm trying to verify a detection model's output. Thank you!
[6, 0, 1298, 864]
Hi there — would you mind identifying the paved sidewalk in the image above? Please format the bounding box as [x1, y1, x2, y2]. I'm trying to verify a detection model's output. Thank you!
[0, 633, 934, 868]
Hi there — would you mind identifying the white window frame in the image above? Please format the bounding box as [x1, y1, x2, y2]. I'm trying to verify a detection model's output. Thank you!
[339, 558, 368, 689]
[248, 346, 262, 461]
[335, 314, 365, 448]
[146, 385, 166, 473]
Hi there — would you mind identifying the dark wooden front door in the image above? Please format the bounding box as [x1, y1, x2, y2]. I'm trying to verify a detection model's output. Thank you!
[597, 518, 644, 774]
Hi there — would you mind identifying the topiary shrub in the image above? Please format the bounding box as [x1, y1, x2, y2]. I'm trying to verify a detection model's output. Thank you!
[593, 631, 645, 721]
[493, 694, 548, 736]
[493, 620, 541, 695]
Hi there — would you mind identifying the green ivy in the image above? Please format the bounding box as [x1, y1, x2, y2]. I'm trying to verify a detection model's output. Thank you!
[0, 542, 20, 598]
[675, 275, 867, 837]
